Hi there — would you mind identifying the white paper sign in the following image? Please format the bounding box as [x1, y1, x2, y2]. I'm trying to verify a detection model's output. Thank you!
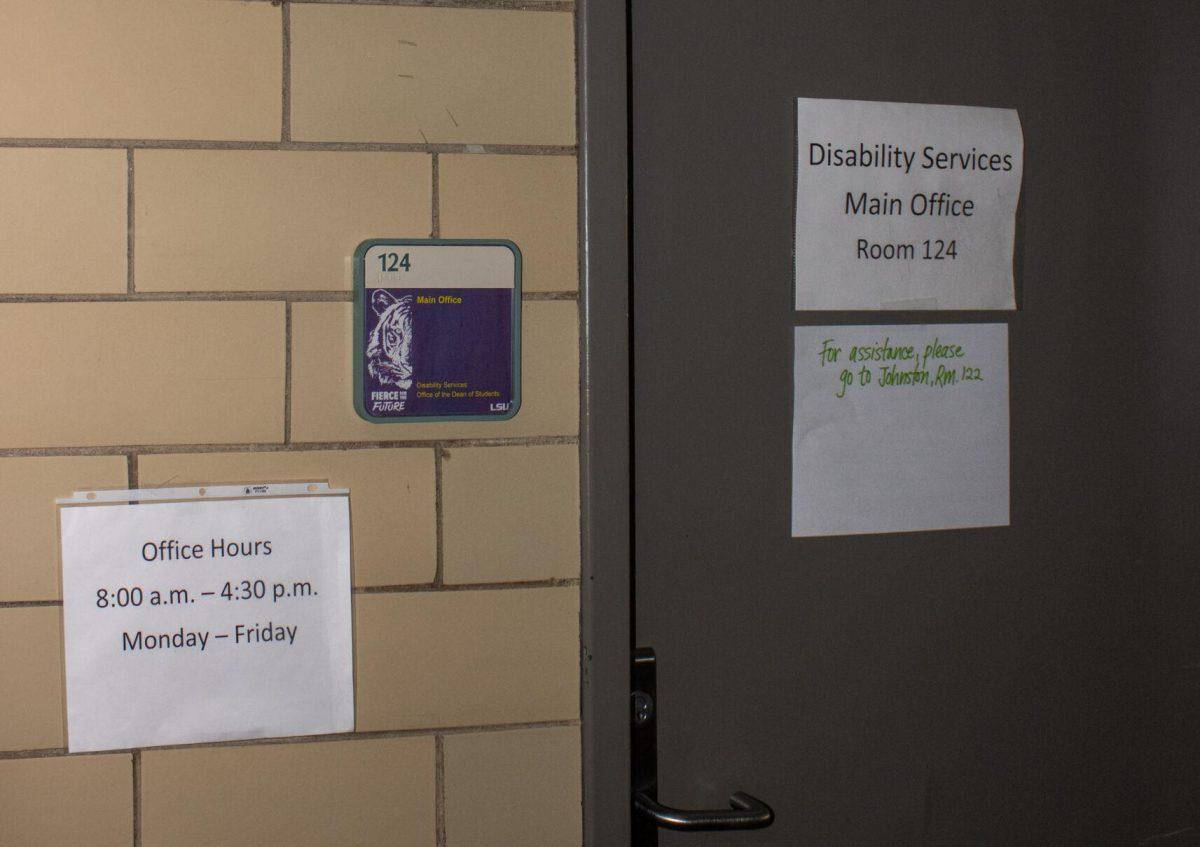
[795, 98, 1023, 310]
[792, 324, 1009, 537]
[59, 485, 354, 752]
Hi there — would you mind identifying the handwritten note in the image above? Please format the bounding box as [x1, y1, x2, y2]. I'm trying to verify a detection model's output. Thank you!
[792, 324, 1009, 537]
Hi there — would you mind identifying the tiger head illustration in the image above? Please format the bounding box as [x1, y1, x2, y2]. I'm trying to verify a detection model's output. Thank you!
[366, 289, 415, 394]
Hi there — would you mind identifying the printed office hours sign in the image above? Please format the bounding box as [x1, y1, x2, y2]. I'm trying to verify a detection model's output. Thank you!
[58, 483, 354, 753]
[795, 98, 1024, 310]
[354, 239, 521, 423]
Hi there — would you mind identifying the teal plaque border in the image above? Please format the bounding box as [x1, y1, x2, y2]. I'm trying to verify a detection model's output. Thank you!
[352, 238, 523, 424]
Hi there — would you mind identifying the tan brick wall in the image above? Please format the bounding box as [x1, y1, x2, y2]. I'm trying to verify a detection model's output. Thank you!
[134, 150, 432, 292]
[0, 149, 129, 294]
[440, 154, 579, 292]
[0, 755, 133, 847]
[445, 726, 582, 847]
[289, 5, 575, 145]
[0, 2, 580, 845]
[141, 739, 436, 847]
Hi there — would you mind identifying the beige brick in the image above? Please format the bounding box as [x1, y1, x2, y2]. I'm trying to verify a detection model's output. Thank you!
[0, 149, 127, 294]
[0, 0, 280, 140]
[136, 151, 431, 292]
[140, 449, 436, 587]
[0, 607, 64, 751]
[0, 303, 284, 448]
[0, 457, 127, 602]
[441, 155, 578, 293]
[442, 445, 579, 585]
[0, 754, 132, 847]
[291, 6, 575, 145]
[355, 587, 578, 730]
[445, 726, 581, 847]
[142, 738, 433, 847]
[291, 300, 578, 442]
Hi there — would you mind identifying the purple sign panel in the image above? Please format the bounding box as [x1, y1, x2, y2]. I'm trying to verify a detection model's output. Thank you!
[354, 241, 520, 423]
[362, 287, 514, 418]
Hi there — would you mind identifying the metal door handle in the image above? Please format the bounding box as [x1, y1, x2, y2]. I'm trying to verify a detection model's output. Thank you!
[632, 648, 775, 842]
[633, 788, 775, 831]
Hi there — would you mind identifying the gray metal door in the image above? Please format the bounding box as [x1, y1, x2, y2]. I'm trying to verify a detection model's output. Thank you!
[628, 1, 1196, 844]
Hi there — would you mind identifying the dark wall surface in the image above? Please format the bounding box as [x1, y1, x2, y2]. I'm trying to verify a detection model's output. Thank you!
[1136, 2, 1200, 841]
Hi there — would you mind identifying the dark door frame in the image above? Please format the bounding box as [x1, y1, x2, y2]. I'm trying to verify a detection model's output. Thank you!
[577, 0, 632, 845]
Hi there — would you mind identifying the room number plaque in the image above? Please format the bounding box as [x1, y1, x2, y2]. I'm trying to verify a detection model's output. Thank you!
[353, 239, 521, 423]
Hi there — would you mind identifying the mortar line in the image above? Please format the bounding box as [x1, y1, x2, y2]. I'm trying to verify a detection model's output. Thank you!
[132, 750, 142, 847]
[263, 0, 573, 10]
[0, 436, 578, 458]
[435, 735, 447, 847]
[281, 2, 292, 143]
[433, 446, 445, 586]
[1, 719, 580, 758]
[524, 291, 579, 300]
[0, 290, 576, 303]
[0, 291, 355, 303]
[430, 153, 441, 238]
[126, 149, 135, 293]
[127, 453, 139, 489]
[357, 578, 579, 594]
[284, 303, 293, 444]
[0, 139, 575, 155]
[0, 719, 581, 760]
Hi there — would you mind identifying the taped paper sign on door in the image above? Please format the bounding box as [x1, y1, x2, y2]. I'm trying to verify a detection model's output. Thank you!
[795, 98, 1023, 309]
[792, 324, 1009, 537]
